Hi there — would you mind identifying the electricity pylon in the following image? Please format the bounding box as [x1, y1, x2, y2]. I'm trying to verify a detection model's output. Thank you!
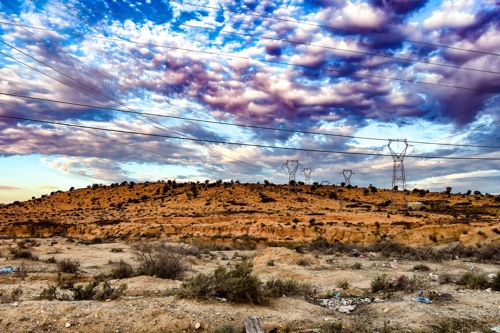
[387, 139, 409, 190]
[303, 168, 313, 185]
[340, 169, 355, 186]
[283, 160, 301, 191]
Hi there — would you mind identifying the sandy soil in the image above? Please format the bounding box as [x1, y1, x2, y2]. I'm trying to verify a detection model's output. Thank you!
[0, 183, 499, 247]
[0, 237, 499, 333]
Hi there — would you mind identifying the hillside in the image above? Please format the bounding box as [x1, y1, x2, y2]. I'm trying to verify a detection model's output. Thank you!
[1, 181, 498, 247]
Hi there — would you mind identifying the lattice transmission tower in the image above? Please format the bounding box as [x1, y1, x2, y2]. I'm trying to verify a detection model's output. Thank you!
[340, 169, 355, 186]
[303, 168, 313, 185]
[387, 139, 409, 190]
[283, 160, 301, 190]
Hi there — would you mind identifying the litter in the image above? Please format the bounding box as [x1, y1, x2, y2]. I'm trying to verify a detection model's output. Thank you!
[317, 295, 382, 313]
[414, 290, 431, 304]
[0, 266, 17, 274]
[428, 273, 439, 281]
[415, 296, 431, 304]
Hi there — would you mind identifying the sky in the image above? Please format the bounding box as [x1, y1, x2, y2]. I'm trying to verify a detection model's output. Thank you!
[0, 0, 499, 203]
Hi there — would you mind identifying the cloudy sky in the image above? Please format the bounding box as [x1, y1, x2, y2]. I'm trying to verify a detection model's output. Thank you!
[0, 0, 499, 203]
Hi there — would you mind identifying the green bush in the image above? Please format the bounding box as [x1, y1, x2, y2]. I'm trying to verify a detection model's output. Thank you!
[73, 280, 99, 300]
[371, 274, 392, 293]
[264, 278, 313, 298]
[40, 278, 126, 301]
[93, 281, 127, 301]
[492, 272, 500, 291]
[457, 272, 489, 289]
[179, 262, 263, 304]
[39, 285, 58, 301]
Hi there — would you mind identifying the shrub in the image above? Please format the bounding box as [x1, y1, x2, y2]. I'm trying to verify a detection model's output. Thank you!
[351, 262, 363, 270]
[40, 278, 126, 301]
[0, 287, 22, 304]
[429, 318, 489, 333]
[413, 264, 431, 271]
[93, 281, 127, 301]
[492, 272, 500, 291]
[39, 285, 58, 301]
[9, 246, 36, 260]
[371, 274, 392, 293]
[264, 278, 313, 298]
[111, 260, 134, 279]
[73, 280, 99, 300]
[296, 258, 310, 266]
[457, 272, 489, 289]
[57, 258, 80, 273]
[320, 322, 343, 333]
[133, 242, 186, 280]
[337, 280, 350, 290]
[179, 262, 263, 304]
[371, 274, 426, 293]
[259, 192, 276, 203]
[309, 237, 330, 251]
[210, 323, 240, 333]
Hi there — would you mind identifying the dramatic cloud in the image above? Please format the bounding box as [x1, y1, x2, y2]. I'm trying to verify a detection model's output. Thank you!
[0, 0, 499, 202]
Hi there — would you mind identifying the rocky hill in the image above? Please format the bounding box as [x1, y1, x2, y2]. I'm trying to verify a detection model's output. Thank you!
[1, 181, 499, 247]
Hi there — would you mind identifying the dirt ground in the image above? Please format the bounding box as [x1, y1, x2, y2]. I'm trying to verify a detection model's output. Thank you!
[1, 183, 499, 248]
[1, 237, 499, 333]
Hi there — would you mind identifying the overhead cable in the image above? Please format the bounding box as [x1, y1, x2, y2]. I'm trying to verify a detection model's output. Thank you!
[2, 113, 499, 161]
[2, 91, 500, 150]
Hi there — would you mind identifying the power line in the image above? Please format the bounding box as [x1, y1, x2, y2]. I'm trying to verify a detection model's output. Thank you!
[167, 0, 500, 57]
[0, 22, 497, 92]
[0, 35, 260, 170]
[179, 22, 499, 75]
[4, 18, 498, 76]
[2, 91, 499, 150]
[1, 113, 499, 161]
[28, 0, 500, 57]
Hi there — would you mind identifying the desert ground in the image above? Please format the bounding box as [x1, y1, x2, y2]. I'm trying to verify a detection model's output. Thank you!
[0, 182, 499, 332]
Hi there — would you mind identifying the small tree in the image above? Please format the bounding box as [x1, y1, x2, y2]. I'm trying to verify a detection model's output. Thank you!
[445, 187, 452, 196]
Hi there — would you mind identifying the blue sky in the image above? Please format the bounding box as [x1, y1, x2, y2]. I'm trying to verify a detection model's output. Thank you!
[0, 0, 499, 203]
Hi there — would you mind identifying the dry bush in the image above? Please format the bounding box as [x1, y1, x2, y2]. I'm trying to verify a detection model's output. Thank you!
[133, 242, 187, 280]
[413, 264, 431, 271]
[57, 258, 80, 273]
[209, 323, 240, 333]
[427, 318, 489, 333]
[371, 274, 426, 293]
[0, 287, 22, 304]
[320, 320, 401, 333]
[9, 244, 36, 260]
[111, 260, 134, 279]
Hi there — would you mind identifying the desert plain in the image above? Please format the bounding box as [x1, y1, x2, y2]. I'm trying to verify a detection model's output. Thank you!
[0, 181, 499, 332]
